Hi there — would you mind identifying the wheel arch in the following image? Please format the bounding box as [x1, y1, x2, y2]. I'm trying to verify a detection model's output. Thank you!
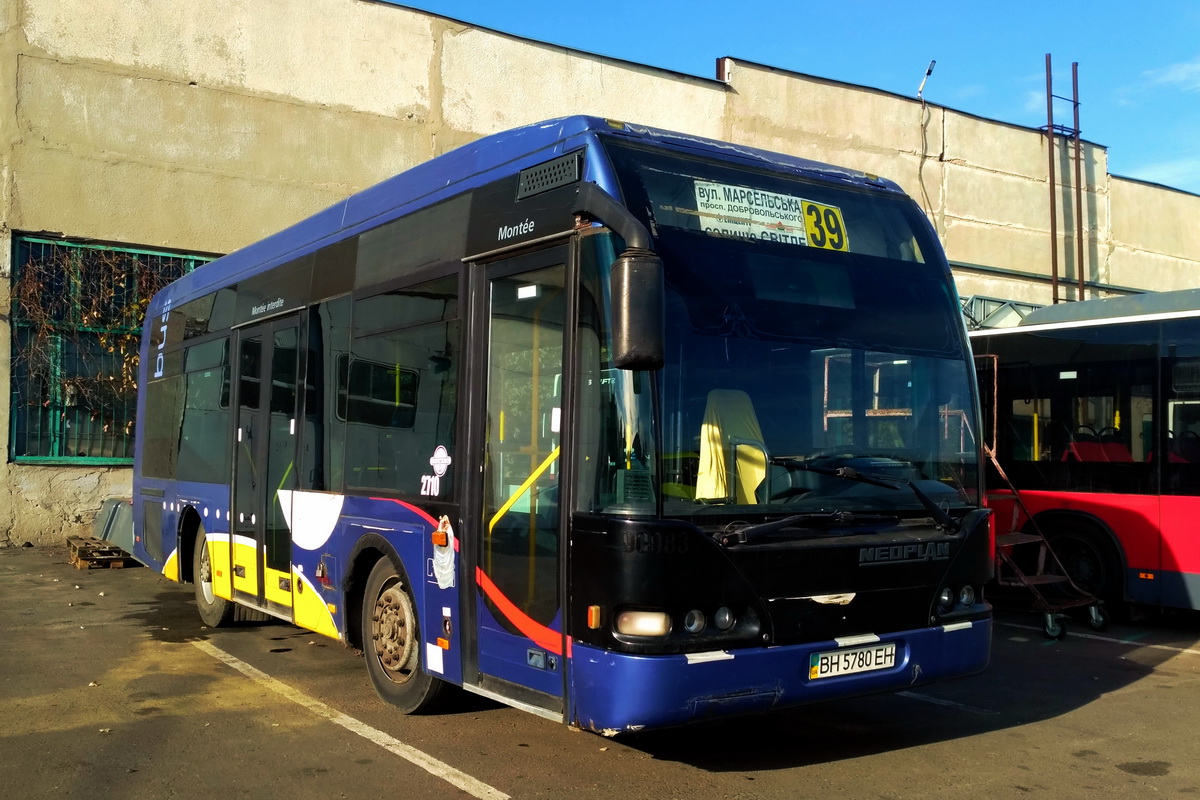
[344, 533, 408, 652]
[177, 505, 205, 584]
[1025, 509, 1128, 600]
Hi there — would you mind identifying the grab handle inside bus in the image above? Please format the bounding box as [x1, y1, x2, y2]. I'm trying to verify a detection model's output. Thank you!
[573, 182, 664, 371]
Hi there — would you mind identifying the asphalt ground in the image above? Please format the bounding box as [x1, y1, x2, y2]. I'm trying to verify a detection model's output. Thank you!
[3, 544, 1199, 799]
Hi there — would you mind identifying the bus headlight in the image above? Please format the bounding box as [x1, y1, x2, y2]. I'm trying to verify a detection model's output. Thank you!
[615, 610, 671, 637]
[959, 585, 977, 607]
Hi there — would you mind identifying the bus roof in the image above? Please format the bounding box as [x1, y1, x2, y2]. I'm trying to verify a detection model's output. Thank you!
[1010, 288, 1200, 329]
[154, 115, 904, 308]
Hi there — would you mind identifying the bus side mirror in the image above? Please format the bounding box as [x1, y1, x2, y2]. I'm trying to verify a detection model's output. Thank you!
[610, 249, 664, 371]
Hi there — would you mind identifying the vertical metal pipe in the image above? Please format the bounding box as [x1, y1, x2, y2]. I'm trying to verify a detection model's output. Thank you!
[1046, 54, 1059, 304]
[1073, 62, 1085, 301]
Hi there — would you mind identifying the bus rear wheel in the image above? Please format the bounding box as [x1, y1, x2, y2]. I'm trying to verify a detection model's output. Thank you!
[193, 528, 234, 627]
[362, 558, 444, 714]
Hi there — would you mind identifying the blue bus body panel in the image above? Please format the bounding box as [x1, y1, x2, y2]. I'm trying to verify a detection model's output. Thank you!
[133, 478, 230, 573]
[569, 619, 992, 733]
[138, 116, 902, 330]
[132, 485, 466, 687]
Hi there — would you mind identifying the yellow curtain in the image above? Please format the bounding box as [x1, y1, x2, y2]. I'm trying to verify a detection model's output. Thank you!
[695, 389, 766, 504]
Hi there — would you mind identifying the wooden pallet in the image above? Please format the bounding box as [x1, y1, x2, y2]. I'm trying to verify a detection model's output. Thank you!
[67, 536, 133, 570]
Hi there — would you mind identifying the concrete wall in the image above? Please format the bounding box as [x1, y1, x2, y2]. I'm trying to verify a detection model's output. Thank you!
[1109, 177, 1200, 290]
[2, 0, 1199, 544]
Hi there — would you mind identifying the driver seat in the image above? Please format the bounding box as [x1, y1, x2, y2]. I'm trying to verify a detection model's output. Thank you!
[695, 389, 769, 504]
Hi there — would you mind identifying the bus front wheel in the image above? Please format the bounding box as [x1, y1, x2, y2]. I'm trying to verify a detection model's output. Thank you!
[1047, 525, 1121, 605]
[193, 528, 234, 628]
[362, 558, 444, 714]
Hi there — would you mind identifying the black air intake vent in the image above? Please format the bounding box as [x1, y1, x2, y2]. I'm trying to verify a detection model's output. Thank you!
[516, 152, 581, 199]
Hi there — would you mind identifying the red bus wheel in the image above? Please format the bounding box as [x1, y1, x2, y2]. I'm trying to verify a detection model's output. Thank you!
[1048, 526, 1121, 604]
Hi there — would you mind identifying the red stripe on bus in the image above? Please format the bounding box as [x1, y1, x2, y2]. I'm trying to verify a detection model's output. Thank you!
[475, 566, 565, 656]
[370, 497, 439, 527]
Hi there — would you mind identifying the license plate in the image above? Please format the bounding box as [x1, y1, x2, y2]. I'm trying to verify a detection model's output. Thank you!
[809, 642, 896, 680]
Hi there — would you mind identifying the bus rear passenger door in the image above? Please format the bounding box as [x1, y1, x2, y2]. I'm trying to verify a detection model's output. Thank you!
[232, 316, 302, 619]
[469, 247, 569, 713]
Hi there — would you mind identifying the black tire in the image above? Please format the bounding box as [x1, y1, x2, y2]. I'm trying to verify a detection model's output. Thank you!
[362, 558, 444, 714]
[1047, 526, 1122, 604]
[1043, 614, 1067, 640]
[193, 528, 234, 628]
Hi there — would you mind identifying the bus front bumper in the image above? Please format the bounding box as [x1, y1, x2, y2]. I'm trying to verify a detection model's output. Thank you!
[568, 617, 992, 735]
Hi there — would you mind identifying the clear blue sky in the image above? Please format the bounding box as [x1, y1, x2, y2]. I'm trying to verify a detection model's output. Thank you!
[395, 1, 1200, 195]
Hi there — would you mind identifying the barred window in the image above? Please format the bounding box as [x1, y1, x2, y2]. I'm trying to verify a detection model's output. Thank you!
[10, 236, 213, 463]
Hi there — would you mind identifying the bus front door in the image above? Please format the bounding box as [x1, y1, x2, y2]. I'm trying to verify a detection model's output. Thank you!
[231, 316, 302, 619]
[471, 248, 569, 713]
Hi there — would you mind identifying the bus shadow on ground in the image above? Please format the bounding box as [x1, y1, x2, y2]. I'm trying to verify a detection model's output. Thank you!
[121, 586, 279, 644]
[622, 609, 1200, 771]
[108, 550, 1200, 768]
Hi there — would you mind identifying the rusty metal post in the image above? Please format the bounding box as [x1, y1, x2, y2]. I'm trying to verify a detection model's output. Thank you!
[1073, 62, 1085, 301]
[1046, 54, 1059, 304]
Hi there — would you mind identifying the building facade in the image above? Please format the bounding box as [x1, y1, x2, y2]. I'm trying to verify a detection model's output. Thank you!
[2, 0, 1199, 545]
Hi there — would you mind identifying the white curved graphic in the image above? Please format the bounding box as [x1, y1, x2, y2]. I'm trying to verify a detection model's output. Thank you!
[279, 490, 345, 551]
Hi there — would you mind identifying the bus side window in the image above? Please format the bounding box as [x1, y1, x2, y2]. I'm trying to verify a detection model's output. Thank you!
[343, 276, 459, 499]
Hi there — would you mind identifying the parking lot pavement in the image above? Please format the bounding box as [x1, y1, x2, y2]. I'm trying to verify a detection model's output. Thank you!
[3, 543, 1200, 800]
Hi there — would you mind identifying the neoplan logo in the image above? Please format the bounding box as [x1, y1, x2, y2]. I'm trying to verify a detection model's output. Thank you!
[859, 542, 951, 566]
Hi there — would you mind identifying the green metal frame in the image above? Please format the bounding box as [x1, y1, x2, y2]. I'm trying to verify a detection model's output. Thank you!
[9, 236, 213, 464]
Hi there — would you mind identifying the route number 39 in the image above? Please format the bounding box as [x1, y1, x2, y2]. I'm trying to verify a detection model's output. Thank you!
[803, 201, 849, 251]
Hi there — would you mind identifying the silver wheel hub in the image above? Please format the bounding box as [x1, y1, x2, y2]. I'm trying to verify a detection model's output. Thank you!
[198, 542, 216, 604]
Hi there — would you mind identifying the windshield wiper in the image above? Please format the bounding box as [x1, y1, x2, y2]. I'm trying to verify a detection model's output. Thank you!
[715, 510, 889, 547]
[772, 457, 900, 490]
[770, 457, 959, 533]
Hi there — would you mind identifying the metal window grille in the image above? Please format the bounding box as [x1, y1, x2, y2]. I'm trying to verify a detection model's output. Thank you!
[9, 236, 213, 463]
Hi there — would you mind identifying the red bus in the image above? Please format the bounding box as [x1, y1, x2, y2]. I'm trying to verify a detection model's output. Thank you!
[971, 288, 1200, 613]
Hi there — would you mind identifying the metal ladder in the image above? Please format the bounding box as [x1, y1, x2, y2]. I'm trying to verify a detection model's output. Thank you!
[987, 444, 1108, 639]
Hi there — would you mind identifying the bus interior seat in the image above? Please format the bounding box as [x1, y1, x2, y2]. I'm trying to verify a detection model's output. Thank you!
[695, 389, 769, 504]
[1097, 428, 1134, 462]
[1062, 425, 1134, 463]
[1062, 425, 1101, 462]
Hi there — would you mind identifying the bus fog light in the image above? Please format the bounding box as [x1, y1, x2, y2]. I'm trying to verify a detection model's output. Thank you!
[615, 610, 671, 637]
[958, 586, 976, 607]
[937, 588, 954, 610]
[683, 609, 706, 634]
[714, 606, 735, 631]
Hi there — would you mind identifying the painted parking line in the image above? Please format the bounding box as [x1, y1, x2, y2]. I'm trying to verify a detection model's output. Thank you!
[192, 640, 509, 800]
[997, 621, 1200, 657]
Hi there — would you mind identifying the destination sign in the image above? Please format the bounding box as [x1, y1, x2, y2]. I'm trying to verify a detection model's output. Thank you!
[692, 181, 849, 251]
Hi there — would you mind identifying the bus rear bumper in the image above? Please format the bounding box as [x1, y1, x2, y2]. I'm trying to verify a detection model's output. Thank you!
[568, 617, 992, 735]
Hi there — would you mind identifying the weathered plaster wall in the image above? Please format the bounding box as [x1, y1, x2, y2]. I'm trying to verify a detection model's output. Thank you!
[437, 26, 726, 143]
[1109, 177, 1200, 290]
[2, 0, 1199, 545]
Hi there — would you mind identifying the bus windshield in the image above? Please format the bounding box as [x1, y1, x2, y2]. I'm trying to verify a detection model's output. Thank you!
[595, 141, 979, 521]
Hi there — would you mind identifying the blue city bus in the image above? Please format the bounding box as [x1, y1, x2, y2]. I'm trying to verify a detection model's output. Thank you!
[132, 116, 992, 734]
